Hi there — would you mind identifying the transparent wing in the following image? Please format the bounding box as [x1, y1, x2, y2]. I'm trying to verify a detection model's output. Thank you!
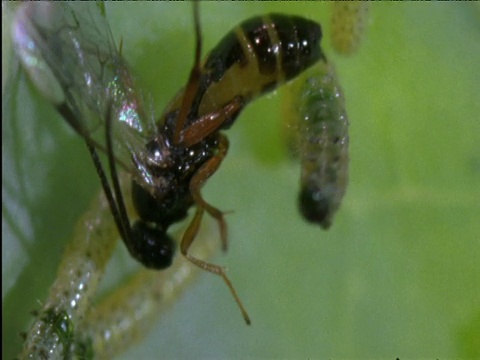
[12, 2, 156, 170]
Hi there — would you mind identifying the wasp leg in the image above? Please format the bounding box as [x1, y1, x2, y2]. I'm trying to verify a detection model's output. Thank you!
[180, 133, 251, 324]
[180, 96, 244, 147]
[173, 1, 202, 144]
[187, 133, 229, 250]
[181, 206, 251, 325]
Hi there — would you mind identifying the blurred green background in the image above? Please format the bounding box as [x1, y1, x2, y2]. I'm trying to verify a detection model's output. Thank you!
[3, 2, 479, 359]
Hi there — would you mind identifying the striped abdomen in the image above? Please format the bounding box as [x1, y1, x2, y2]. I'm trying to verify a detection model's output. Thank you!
[296, 62, 349, 229]
[178, 14, 324, 125]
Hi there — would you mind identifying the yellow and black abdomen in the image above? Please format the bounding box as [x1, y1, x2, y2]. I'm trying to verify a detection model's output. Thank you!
[197, 13, 324, 120]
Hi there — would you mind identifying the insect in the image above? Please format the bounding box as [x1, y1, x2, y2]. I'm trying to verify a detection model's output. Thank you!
[283, 60, 349, 229]
[16, 175, 220, 358]
[12, 0, 323, 336]
[330, 1, 370, 56]
[296, 61, 349, 228]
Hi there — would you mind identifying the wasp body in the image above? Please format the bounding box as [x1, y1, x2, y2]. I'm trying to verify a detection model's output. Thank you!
[130, 14, 323, 323]
[131, 14, 324, 266]
[13, 2, 323, 326]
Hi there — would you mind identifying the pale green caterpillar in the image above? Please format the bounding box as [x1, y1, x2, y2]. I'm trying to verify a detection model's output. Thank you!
[285, 60, 349, 229]
[17, 175, 218, 359]
[17, 181, 120, 359]
[331, 2, 370, 56]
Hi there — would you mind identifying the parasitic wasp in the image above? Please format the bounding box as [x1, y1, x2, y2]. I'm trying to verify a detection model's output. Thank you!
[10, 3, 324, 355]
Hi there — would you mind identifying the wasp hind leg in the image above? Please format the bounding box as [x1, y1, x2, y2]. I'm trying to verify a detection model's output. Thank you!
[188, 133, 230, 251]
[181, 134, 251, 325]
[181, 207, 251, 325]
[179, 96, 244, 147]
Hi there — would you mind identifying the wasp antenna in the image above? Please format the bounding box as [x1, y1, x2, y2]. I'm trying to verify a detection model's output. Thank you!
[104, 101, 135, 250]
[173, 0, 203, 144]
[192, 0, 201, 65]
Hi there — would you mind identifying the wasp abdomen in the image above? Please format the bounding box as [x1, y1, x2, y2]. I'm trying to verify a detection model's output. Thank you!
[198, 14, 324, 117]
[205, 14, 323, 81]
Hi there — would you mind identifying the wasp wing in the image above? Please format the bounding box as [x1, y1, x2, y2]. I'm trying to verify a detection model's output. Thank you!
[12, 2, 155, 171]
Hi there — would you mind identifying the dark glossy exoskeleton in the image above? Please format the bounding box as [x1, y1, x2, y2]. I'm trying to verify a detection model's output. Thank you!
[129, 12, 324, 323]
[13, 3, 323, 324]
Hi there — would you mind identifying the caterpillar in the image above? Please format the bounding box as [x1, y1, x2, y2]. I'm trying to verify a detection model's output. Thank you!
[286, 60, 349, 229]
[17, 174, 219, 359]
[330, 2, 370, 56]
